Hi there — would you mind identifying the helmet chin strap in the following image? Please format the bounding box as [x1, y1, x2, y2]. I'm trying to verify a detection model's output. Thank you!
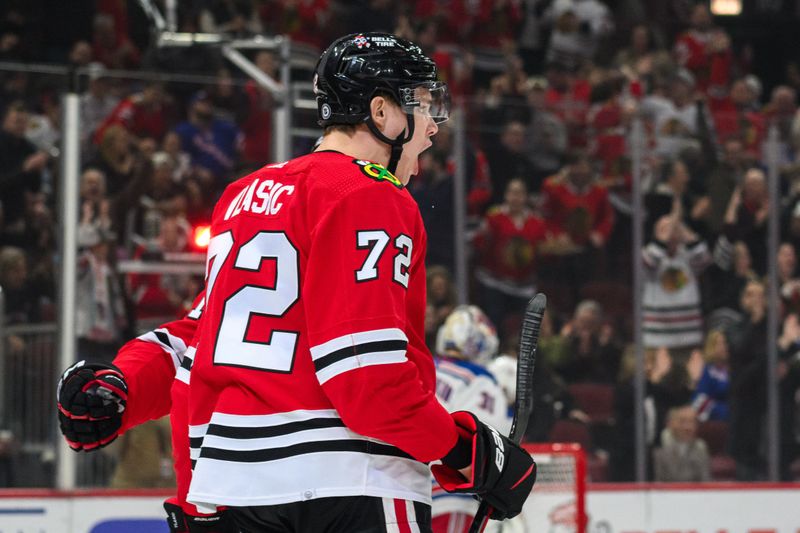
[365, 114, 415, 175]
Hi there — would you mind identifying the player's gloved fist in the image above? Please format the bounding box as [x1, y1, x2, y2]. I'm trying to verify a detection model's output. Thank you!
[432, 411, 536, 520]
[56, 360, 128, 451]
[164, 498, 239, 533]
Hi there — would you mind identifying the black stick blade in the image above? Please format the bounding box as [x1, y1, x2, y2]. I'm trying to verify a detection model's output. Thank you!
[509, 293, 546, 444]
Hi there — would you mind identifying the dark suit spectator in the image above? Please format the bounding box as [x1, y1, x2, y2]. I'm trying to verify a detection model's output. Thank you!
[777, 313, 800, 480]
[705, 135, 750, 236]
[0, 246, 44, 325]
[703, 187, 758, 313]
[208, 68, 245, 124]
[727, 279, 768, 480]
[730, 168, 769, 275]
[480, 122, 524, 190]
[410, 150, 455, 271]
[0, 101, 46, 231]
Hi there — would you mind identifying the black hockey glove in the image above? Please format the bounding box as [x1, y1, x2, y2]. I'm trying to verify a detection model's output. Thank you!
[432, 411, 536, 521]
[164, 498, 239, 533]
[56, 360, 128, 451]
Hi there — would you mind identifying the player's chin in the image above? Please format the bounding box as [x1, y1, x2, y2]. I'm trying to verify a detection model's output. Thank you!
[397, 161, 417, 183]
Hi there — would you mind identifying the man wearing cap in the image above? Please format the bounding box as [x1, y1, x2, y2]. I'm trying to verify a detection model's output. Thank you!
[173, 91, 241, 190]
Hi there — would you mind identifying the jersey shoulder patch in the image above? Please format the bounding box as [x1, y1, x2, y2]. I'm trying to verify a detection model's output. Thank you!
[352, 159, 404, 189]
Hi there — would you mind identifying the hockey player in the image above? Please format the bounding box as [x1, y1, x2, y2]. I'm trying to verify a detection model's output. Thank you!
[432, 306, 512, 533]
[57, 32, 536, 532]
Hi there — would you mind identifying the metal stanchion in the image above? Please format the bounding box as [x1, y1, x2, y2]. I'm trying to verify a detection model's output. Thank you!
[452, 106, 468, 305]
[630, 118, 647, 482]
[765, 124, 781, 480]
[55, 74, 81, 490]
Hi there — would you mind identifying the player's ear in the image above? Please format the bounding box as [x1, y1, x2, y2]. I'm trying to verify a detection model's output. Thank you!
[369, 95, 388, 128]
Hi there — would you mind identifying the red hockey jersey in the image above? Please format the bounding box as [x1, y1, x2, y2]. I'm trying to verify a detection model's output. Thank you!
[541, 174, 614, 246]
[184, 151, 458, 510]
[473, 206, 548, 286]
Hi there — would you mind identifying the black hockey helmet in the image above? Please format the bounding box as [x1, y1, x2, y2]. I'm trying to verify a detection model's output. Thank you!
[313, 32, 450, 173]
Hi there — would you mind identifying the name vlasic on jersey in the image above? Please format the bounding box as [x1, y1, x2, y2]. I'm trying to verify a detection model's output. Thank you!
[223, 174, 295, 220]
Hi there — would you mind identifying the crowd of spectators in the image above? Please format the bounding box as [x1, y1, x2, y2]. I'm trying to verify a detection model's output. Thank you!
[2, 0, 800, 485]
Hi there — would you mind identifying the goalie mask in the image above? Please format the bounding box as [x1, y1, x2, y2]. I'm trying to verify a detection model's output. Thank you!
[313, 32, 450, 174]
[436, 305, 499, 365]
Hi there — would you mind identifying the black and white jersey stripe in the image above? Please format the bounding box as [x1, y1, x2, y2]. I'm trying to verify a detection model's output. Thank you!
[187, 409, 432, 510]
[175, 346, 194, 384]
[189, 410, 414, 464]
[138, 328, 189, 372]
[310, 328, 409, 384]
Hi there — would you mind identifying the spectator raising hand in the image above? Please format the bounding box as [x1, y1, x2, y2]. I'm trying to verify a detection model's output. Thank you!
[779, 312, 800, 352]
[643, 214, 711, 351]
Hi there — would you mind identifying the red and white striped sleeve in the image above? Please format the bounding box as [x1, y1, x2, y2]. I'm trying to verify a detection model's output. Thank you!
[116, 290, 204, 433]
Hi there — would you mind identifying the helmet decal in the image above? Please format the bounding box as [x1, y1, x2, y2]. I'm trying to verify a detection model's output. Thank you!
[353, 34, 370, 49]
[320, 103, 332, 120]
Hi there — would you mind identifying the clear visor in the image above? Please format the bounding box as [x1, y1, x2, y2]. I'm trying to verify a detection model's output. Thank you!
[398, 81, 450, 124]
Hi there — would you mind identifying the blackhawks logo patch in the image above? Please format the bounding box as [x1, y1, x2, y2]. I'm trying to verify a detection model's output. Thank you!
[353, 160, 403, 188]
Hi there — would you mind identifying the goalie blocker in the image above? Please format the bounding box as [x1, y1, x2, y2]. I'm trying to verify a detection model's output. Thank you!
[435, 411, 537, 520]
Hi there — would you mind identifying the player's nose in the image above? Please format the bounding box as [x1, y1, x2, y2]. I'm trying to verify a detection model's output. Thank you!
[428, 116, 439, 136]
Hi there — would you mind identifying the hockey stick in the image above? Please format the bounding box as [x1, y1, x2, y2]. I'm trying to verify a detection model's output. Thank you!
[467, 292, 547, 533]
